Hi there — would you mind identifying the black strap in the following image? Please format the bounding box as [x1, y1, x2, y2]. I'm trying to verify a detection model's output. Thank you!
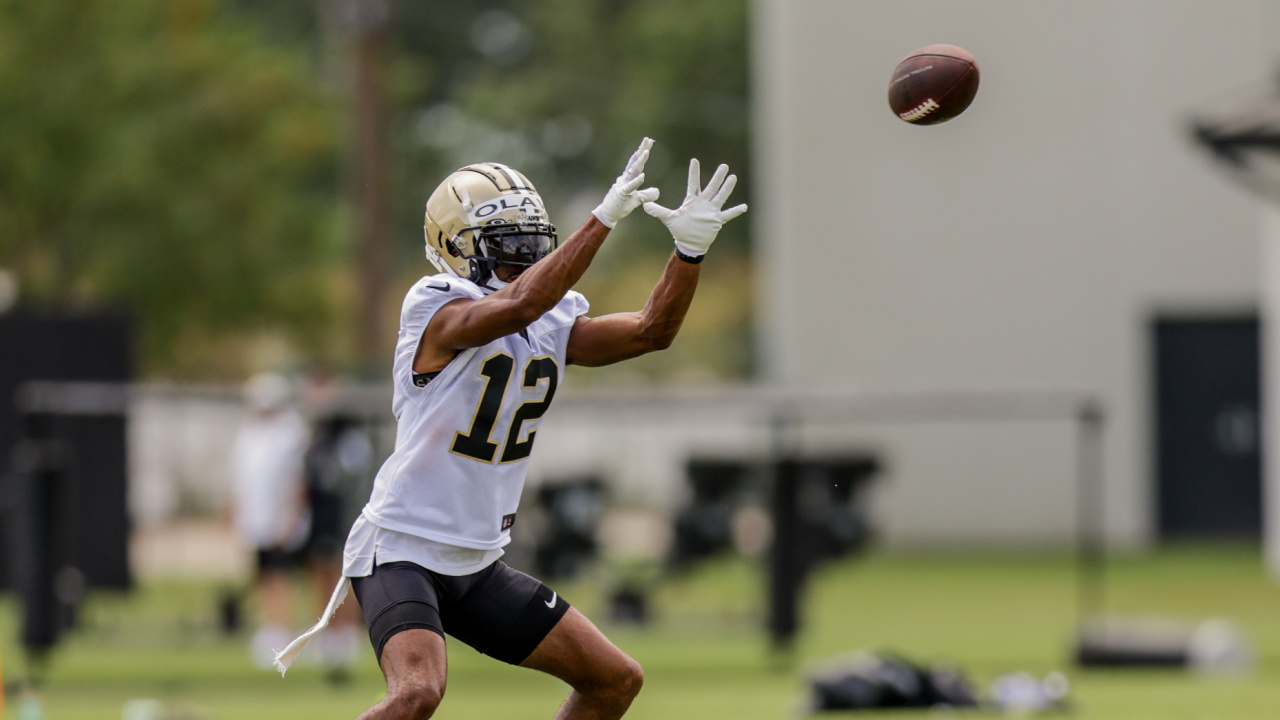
[675, 247, 705, 264]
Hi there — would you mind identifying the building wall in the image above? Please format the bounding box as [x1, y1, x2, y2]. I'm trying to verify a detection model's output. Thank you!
[752, 0, 1275, 546]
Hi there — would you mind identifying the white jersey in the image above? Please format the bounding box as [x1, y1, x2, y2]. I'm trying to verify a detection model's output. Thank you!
[359, 273, 589, 553]
[229, 408, 310, 550]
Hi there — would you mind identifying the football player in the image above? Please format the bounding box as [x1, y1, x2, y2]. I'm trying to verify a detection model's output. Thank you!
[275, 138, 746, 720]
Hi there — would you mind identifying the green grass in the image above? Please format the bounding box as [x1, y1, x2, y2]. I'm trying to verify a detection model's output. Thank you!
[4, 546, 1280, 719]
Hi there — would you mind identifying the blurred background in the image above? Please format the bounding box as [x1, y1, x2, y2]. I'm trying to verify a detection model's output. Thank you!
[5, 0, 1280, 718]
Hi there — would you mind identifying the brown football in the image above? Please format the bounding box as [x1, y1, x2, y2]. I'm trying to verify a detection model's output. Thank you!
[887, 44, 979, 125]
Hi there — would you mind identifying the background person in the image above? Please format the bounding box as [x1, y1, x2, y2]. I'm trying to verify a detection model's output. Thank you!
[229, 372, 311, 669]
[302, 400, 375, 681]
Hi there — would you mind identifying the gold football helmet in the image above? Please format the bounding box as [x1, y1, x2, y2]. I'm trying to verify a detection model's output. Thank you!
[423, 162, 558, 281]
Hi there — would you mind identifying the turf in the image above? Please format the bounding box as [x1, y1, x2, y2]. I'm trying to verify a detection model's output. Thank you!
[3, 545, 1279, 719]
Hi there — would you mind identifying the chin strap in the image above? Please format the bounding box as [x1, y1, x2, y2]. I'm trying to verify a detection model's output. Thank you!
[462, 239, 499, 283]
[467, 256, 497, 284]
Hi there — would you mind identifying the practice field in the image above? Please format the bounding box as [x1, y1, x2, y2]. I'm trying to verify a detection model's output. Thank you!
[3, 546, 1279, 719]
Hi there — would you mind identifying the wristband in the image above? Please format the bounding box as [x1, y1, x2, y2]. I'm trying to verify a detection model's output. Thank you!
[675, 247, 705, 264]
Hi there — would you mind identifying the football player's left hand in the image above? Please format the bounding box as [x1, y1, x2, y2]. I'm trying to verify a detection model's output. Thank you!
[643, 158, 748, 259]
[592, 137, 661, 229]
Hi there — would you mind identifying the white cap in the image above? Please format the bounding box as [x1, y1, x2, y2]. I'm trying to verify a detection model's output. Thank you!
[244, 372, 291, 412]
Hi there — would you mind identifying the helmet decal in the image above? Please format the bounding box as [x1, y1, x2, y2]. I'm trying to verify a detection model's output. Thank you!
[467, 191, 546, 225]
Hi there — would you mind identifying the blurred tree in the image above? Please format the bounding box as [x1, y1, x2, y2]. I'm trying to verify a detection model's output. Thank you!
[443, 0, 754, 381]
[0, 0, 344, 377]
[240, 0, 754, 381]
[10, 0, 755, 379]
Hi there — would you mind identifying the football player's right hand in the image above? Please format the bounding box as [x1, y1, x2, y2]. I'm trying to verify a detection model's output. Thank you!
[643, 158, 748, 258]
[592, 137, 661, 229]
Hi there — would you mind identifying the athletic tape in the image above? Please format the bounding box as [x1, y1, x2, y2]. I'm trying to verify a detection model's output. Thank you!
[272, 576, 351, 676]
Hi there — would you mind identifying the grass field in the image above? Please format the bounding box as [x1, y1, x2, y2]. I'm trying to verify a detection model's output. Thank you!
[3, 545, 1279, 719]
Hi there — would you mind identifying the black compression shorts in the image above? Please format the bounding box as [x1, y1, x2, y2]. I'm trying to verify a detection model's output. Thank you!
[351, 560, 570, 666]
[256, 547, 302, 574]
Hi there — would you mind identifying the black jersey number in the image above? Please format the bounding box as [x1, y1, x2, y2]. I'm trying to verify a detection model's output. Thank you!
[451, 353, 559, 464]
[500, 357, 559, 463]
[450, 354, 514, 462]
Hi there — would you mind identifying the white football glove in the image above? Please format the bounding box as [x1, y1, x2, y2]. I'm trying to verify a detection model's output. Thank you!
[592, 137, 661, 229]
[642, 158, 748, 258]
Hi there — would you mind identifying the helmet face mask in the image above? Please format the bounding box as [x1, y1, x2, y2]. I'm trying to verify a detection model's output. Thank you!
[477, 221, 557, 271]
[424, 163, 558, 282]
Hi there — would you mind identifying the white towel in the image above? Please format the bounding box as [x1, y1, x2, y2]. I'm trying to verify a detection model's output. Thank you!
[272, 576, 351, 676]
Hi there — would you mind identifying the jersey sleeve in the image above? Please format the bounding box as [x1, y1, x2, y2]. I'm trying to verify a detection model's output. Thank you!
[403, 280, 471, 337]
[544, 290, 591, 364]
[397, 278, 475, 394]
[567, 290, 590, 319]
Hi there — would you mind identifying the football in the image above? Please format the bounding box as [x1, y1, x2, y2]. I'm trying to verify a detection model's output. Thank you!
[887, 44, 980, 125]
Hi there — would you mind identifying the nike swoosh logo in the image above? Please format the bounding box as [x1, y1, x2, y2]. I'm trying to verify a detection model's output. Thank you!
[427, 280, 451, 291]
[545, 592, 557, 609]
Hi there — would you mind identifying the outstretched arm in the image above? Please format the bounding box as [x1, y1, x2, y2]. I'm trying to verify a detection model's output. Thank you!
[566, 157, 748, 367]
[414, 139, 658, 374]
[423, 215, 612, 354]
[567, 253, 700, 366]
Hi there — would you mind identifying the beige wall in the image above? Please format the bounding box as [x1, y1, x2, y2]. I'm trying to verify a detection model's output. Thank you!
[753, 0, 1275, 546]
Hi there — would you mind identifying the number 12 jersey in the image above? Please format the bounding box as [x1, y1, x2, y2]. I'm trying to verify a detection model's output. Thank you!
[359, 274, 590, 552]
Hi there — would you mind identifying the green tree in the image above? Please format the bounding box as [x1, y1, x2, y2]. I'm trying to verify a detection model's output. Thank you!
[241, 0, 754, 380]
[2, 0, 756, 379]
[472, 0, 755, 380]
[0, 0, 343, 377]
[394, 0, 755, 380]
